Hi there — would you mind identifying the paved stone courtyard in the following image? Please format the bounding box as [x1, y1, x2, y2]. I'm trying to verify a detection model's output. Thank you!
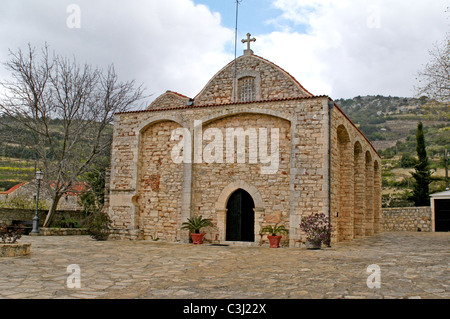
[0, 232, 448, 299]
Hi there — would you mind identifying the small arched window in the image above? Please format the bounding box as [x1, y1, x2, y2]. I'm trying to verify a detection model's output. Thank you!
[238, 76, 256, 102]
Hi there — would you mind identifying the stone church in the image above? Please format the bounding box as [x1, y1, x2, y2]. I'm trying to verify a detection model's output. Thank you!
[107, 35, 382, 246]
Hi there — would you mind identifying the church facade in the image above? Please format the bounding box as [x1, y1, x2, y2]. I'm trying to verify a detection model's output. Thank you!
[107, 42, 382, 246]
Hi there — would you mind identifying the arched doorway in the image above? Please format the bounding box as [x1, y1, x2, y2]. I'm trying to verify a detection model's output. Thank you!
[226, 189, 255, 242]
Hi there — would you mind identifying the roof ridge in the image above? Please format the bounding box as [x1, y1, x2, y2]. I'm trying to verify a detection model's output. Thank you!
[251, 54, 314, 97]
[165, 90, 191, 99]
[117, 95, 327, 115]
[0, 181, 28, 195]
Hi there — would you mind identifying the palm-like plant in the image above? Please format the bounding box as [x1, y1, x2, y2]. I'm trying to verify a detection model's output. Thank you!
[181, 215, 213, 234]
[261, 223, 289, 236]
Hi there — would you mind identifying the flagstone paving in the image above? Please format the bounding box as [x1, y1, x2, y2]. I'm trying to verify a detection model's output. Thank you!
[0, 232, 448, 299]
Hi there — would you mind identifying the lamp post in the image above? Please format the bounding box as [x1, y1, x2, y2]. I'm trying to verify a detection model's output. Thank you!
[445, 149, 449, 191]
[31, 169, 44, 234]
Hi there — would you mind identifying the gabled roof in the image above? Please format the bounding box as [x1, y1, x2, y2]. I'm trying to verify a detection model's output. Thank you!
[193, 53, 313, 105]
[144, 52, 315, 111]
[0, 181, 86, 196]
[0, 182, 28, 195]
[430, 190, 450, 198]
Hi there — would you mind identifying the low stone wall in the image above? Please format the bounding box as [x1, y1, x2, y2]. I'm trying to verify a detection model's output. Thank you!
[0, 208, 87, 228]
[382, 207, 432, 232]
[0, 243, 31, 257]
[39, 228, 89, 236]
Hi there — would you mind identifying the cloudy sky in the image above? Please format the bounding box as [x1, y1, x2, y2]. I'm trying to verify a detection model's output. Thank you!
[1, 0, 448, 108]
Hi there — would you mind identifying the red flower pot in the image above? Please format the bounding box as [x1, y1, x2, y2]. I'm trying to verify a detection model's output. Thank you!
[267, 235, 282, 248]
[191, 233, 206, 244]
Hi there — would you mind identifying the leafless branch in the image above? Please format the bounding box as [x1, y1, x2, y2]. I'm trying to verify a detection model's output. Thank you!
[0, 44, 146, 226]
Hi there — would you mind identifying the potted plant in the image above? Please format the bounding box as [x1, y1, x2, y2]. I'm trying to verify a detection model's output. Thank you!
[300, 213, 331, 250]
[260, 223, 289, 248]
[181, 215, 213, 244]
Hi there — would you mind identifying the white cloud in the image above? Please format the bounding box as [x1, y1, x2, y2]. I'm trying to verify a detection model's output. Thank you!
[0, 0, 234, 107]
[254, 0, 449, 98]
[1, 0, 448, 106]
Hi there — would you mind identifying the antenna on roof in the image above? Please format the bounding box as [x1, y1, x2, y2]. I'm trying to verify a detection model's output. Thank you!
[233, 0, 242, 103]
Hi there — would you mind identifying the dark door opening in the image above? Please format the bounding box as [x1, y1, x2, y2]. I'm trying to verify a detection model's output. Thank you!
[226, 189, 255, 242]
[435, 199, 450, 232]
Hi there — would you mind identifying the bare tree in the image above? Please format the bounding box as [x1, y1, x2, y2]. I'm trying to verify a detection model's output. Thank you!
[0, 44, 145, 226]
[415, 33, 450, 102]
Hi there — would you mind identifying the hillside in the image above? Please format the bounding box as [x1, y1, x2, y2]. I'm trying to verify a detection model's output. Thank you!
[1, 96, 449, 207]
[335, 95, 449, 207]
[0, 115, 112, 192]
[335, 95, 449, 150]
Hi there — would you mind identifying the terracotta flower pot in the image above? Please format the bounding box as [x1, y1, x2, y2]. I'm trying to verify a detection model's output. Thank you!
[267, 235, 282, 248]
[190, 233, 206, 244]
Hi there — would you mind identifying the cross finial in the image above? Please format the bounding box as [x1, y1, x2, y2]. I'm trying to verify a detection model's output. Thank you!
[241, 33, 256, 55]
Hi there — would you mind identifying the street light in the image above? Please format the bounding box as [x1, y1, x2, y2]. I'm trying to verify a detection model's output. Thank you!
[445, 149, 449, 191]
[31, 169, 44, 234]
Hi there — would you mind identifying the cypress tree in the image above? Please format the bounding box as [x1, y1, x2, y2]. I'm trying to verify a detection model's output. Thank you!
[410, 121, 431, 206]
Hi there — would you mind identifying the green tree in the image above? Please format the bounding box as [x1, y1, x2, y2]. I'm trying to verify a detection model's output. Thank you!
[78, 162, 108, 214]
[409, 122, 432, 206]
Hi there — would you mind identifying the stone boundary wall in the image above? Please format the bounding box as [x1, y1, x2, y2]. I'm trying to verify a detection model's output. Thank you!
[0, 208, 87, 227]
[382, 207, 432, 232]
[39, 228, 89, 236]
[0, 243, 31, 257]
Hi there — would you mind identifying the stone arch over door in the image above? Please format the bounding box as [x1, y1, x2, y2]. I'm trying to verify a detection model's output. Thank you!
[337, 125, 354, 241]
[215, 180, 265, 243]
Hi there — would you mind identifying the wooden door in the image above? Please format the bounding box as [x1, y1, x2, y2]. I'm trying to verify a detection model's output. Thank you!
[226, 189, 255, 242]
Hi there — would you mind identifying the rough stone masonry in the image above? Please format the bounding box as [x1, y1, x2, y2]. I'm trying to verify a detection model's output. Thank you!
[107, 41, 382, 247]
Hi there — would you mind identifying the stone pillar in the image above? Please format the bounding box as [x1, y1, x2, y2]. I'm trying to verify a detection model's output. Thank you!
[180, 161, 192, 243]
[340, 151, 354, 241]
[216, 208, 227, 242]
[337, 126, 354, 241]
[373, 161, 382, 233]
[353, 144, 366, 238]
[365, 152, 374, 236]
[254, 207, 265, 244]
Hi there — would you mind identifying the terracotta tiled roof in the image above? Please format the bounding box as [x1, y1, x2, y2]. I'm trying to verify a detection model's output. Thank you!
[117, 95, 328, 115]
[252, 54, 314, 97]
[165, 90, 191, 99]
[49, 182, 87, 195]
[0, 182, 28, 195]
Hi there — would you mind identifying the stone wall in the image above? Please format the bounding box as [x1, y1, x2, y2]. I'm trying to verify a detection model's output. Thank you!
[193, 113, 292, 243]
[39, 227, 89, 236]
[382, 207, 432, 232]
[0, 181, 83, 211]
[109, 97, 331, 245]
[108, 53, 382, 246]
[193, 54, 311, 106]
[329, 104, 382, 242]
[0, 208, 87, 227]
[137, 120, 183, 242]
